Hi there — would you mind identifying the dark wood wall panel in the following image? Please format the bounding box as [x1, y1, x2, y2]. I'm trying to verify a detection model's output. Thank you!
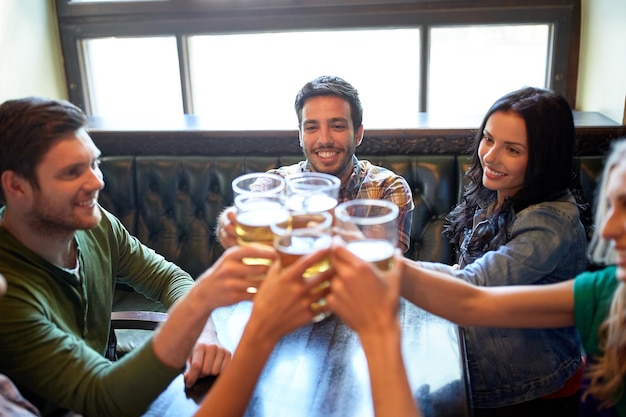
[90, 125, 624, 158]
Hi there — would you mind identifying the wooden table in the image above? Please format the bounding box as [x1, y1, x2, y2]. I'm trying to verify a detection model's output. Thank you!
[143, 298, 471, 417]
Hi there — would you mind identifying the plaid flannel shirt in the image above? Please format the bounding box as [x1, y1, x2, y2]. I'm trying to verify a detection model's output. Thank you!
[269, 156, 414, 251]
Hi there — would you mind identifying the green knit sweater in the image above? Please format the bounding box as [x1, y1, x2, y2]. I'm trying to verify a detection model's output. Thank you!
[574, 266, 626, 416]
[0, 207, 194, 417]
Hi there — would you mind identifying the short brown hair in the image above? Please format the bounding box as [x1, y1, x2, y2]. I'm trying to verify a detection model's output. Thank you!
[0, 97, 87, 203]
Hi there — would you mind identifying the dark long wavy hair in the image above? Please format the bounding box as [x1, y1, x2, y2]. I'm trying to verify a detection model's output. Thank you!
[443, 87, 589, 258]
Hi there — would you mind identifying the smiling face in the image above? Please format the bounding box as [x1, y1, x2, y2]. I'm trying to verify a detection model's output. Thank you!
[299, 95, 364, 186]
[478, 111, 529, 208]
[23, 129, 104, 237]
[600, 161, 626, 282]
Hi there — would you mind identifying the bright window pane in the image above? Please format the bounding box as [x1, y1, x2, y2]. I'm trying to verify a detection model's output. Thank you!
[428, 25, 550, 119]
[70, 0, 157, 3]
[83, 37, 183, 119]
[189, 29, 420, 130]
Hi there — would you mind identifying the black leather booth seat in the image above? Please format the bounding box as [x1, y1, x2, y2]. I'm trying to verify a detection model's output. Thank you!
[0, 153, 596, 347]
[99, 154, 463, 283]
[99, 154, 604, 281]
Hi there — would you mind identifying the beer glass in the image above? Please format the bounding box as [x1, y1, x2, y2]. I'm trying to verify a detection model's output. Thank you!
[232, 172, 285, 197]
[334, 199, 398, 270]
[234, 194, 290, 252]
[271, 211, 333, 322]
[284, 172, 340, 215]
[232, 172, 288, 254]
[232, 173, 289, 289]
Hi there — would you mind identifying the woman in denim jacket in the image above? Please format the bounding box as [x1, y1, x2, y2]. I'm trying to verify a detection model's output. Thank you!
[403, 87, 589, 416]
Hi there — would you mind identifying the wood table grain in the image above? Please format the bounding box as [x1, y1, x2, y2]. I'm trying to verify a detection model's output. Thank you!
[143, 298, 471, 417]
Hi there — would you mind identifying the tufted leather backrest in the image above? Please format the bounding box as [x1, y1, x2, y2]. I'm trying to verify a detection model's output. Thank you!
[133, 156, 296, 277]
[361, 155, 459, 264]
[97, 156, 137, 233]
[99, 154, 603, 278]
[576, 156, 604, 206]
[100, 156, 316, 277]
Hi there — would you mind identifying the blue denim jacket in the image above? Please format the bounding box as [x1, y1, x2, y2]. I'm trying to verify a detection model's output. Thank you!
[420, 191, 585, 408]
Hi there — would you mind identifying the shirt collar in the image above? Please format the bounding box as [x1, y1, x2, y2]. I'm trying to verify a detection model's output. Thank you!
[342, 155, 362, 200]
[302, 155, 361, 201]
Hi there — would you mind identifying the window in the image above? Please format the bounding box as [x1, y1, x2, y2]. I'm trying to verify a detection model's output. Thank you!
[56, 0, 580, 129]
[83, 36, 183, 119]
[188, 29, 420, 129]
[427, 24, 551, 119]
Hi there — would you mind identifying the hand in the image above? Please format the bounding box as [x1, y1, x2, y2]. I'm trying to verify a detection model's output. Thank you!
[327, 241, 404, 337]
[184, 319, 232, 387]
[216, 207, 238, 249]
[194, 244, 277, 312]
[246, 248, 333, 344]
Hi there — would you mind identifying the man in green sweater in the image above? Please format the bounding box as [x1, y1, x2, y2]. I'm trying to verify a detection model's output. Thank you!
[0, 97, 277, 416]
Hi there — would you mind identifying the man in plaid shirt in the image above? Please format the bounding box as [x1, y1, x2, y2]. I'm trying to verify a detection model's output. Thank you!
[217, 75, 414, 252]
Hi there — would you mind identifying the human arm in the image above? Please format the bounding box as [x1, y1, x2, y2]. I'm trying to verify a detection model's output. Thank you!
[183, 316, 231, 387]
[152, 244, 276, 370]
[401, 257, 576, 328]
[194, 248, 332, 417]
[418, 203, 587, 287]
[328, 243, 420, 417]
[105, 208, 233, 385]
[115, 239, 234, 388]
[0, 275, 182, 417]
[0, 239, 275, 417]
[215, 206, 238, 249]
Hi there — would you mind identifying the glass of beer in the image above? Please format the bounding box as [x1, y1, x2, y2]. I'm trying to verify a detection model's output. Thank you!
[232, 172, 286, 197]
[271, 211, 333, 322]
[232, 172, 288, 254]
[234, 193, 290, 253]
[232, 173, 290, 289]
[334, 199, 398, 270]
[284, 172, 340, 215]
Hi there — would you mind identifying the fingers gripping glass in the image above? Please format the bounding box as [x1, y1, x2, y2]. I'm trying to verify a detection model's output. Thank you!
[334, 199, 399, 270]
[232, 172, 288, 292]
[271, 211, 333, 322]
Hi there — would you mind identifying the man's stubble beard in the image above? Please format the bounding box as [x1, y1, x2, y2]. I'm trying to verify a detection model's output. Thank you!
[303, 142, 356, 182]
[26, 193, 101, 239]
